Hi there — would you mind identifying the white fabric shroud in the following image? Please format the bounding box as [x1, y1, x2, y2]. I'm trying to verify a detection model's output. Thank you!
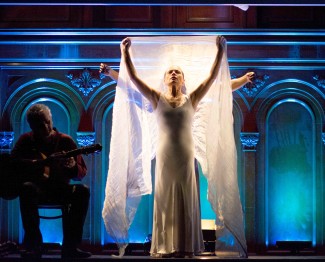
[102, 35, 247, 257]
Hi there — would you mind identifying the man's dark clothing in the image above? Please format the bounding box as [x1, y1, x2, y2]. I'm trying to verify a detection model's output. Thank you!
[11, 129, 89, 251]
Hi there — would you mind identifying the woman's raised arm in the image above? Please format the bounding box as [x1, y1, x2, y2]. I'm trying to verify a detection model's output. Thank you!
[231, 72, 255, 91]
[121, 38, 160, 109]
[99, 63, 119, 82]
[190, 36, 226, 109]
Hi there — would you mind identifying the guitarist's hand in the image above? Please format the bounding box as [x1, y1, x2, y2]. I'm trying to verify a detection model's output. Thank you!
[48, 152, 75, 168]
[64, 157, 76, 169]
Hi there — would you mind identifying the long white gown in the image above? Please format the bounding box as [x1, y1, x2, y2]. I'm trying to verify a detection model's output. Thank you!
[102, 36, 247, 258]
[150, 94, 204, 256]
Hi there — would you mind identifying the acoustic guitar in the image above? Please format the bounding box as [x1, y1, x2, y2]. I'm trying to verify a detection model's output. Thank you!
[0, 143, 102, 200]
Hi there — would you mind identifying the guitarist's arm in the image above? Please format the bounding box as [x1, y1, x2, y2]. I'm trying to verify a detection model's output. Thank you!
[11, 134, 45, 174]
[11, 132, 87, 182]
[61, 154, 87, 181]
[75, 154, 87, 181]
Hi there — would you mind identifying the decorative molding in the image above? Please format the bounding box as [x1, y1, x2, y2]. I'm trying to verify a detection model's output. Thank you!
[0, 1, 322, 6]
[312, 75, 325, 89]
[240, 132, 259, 152]
[66, 68, 105, 97]
[0, 131, 14, 150]
[241, 74, 270, 97]
[76, 131, 96, 147]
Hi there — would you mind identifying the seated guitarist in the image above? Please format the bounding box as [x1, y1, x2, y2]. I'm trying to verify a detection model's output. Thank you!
[11, 104, 92, 259]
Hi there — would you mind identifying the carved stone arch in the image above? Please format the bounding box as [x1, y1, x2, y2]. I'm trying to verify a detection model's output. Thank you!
[2, 78, 86, 245]
[253, 79, 325, 131]
[233, 87, 256, 133]
[3, 78, 85, 140]
[254, 80, 324, 156]
[233, 96, 246, 207]
[88, 82, 116, 245]
[252, 79, 324, 249]
[233, 96, 246, 132]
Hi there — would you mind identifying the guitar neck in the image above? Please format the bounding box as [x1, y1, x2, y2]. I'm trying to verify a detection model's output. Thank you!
[57, 144, 102, 158]
[64, 148, 83, 158]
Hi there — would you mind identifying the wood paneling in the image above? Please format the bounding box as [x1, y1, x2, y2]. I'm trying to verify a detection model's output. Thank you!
[257, 6, 325, 28]
[175, 6, 246, 28]
[0, 6, 83, 28]
[1, 5, 325, 29]
[0, 6, 70, 22]
[105, 6, 153, 22]
[92, 6, 162, 28]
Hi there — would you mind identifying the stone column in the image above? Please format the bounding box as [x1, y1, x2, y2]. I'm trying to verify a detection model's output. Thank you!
[240, 132, 259, 253]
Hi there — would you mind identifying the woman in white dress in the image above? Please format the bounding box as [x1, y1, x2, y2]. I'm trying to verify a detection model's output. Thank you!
[113, 36, 225, 257]
[100, 36, 255, 258]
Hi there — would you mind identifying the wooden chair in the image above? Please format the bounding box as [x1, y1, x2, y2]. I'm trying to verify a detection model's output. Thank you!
[38, 204, 65, 220]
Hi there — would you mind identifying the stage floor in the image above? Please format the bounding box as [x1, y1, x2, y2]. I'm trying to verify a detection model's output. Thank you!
[1, 244, 324, 261]
[1, 254, 325, 261]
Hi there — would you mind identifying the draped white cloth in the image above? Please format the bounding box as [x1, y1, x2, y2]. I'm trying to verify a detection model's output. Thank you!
[102, 36, 247, 257]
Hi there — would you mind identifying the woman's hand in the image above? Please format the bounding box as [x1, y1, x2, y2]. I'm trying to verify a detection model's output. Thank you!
[245, 72, 255, 83]
[121, 37, 131, 53]
[216, 35, 226, 54]
[230, 72, 255, 91]
[99, 63, 111, 76]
